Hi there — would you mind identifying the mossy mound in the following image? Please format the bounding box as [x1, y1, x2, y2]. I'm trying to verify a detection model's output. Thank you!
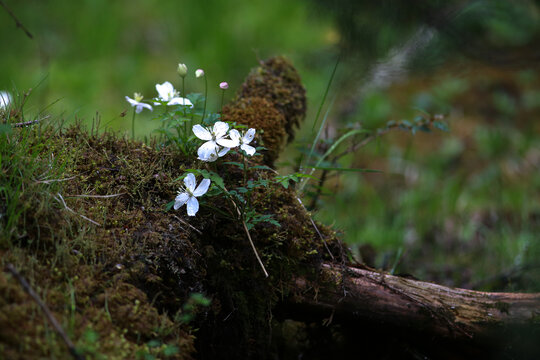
[222, 56, 307, 166]
[0, 58, 345, 359]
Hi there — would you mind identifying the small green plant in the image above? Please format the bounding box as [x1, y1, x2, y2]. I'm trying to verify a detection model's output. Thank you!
[176, 292, 211, 324]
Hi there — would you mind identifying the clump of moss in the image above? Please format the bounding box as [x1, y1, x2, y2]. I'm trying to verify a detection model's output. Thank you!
[1, 57, 346, 359]
[222, 97, 286, 165]
[222, 56, 307, 166]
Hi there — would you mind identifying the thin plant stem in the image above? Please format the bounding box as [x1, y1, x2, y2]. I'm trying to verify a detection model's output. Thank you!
[242, 151, 250, 215]
[131, 109, 136, 140]
[201, 75, 208, 123]
[223, 184, 269, 278]
[182, 77, 187, 137]
[311, 54, 340, 132]
[242, 219, 269, 278]
[220, 89, 225, 115]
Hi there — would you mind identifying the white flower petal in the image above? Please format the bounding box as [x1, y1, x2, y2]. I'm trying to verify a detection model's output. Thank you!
[243, 128, 256, 144]
[174, 192, 189, 210]
[141, 103, 153, 111]
[186, 196, 199, 216]
[241, 144, 256, 156]
[197, 141, 219, 161]
[184, 173, 196, 192]
[168, 97, 193, 108]
[213, 121, 229, 139]
[216, 138, 239, 148]
[218, 147, 230, 157]
[193, 178, 211, 197]
[200, 151, 218, 162]
[126, 96, 138, 106]
[0, 91, 12, 109]
[229, 129, 241, 142]
[135, 104, 144, 114]
[192, 125, 212, 140]
[156, 81, 174, 100]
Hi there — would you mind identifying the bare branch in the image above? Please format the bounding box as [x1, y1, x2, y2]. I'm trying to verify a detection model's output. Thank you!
[0, 1, 33, 39]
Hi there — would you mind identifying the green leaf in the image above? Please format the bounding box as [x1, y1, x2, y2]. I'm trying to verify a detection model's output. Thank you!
[223, 161, 244, 169]
[251, 165, 274, 171]
[163, 345, 180, 357]
[165, 200, 175, 211]
[433, 121, 449, 132]
[400, 120, 412, 127]
[185, 169, 226, 190]
[418, 124, 431, 133]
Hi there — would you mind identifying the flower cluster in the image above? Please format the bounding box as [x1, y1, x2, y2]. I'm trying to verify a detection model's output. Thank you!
[192, 121, 256, 162]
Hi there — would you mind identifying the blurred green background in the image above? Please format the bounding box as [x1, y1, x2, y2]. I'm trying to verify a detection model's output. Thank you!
[1, 0, 539, 291]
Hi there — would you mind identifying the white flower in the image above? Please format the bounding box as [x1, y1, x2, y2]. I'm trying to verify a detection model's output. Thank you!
[177, 63, 188, 77]
[125, 93, 152, 113]
[155, 81, 193, 107]
[0, 91, 12, 109]
[174, 173, 211, 216]
[192, 121, 235, 161]
[229, 128, 256, 156]
[195, 69, 204, 78]
[219, 82, 229, 90]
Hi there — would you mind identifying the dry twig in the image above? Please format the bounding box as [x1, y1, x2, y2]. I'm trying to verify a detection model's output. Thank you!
[5, 264, 84, 360]
[0, 0, 33, 39]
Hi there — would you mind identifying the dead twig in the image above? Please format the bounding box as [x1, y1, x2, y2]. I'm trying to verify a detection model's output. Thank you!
[224, 186, 269, 278]
[64, 193, 125, 199]
[5, 264, 84, 360]
[0, 0, 33, 39]
[12, 115, 50, 128]
[173, 215, 202, 235]
[54, 193, 101, 226]
[35, 175, 77, 184]
[296, 196, 334, 261]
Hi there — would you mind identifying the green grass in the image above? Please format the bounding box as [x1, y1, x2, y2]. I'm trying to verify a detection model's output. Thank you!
[311, 64, 540, 291]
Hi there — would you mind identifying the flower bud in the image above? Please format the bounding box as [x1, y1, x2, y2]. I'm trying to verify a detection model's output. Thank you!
[219, 82, 229, 90]
[177, 63, 188, 77]
[195, 69, 205, 78]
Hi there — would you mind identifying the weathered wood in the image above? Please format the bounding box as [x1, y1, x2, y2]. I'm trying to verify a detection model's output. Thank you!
[286, 263, 540, 341]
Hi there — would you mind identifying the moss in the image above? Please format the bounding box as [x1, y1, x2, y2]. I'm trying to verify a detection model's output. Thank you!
[494, 301, 510, 314]
[0, 57, 346, 359]
[222, 97, 286, 165]
[222, 56, 307, 166]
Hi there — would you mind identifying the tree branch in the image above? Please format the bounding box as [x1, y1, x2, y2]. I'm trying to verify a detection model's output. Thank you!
[0, 0, 33, 39]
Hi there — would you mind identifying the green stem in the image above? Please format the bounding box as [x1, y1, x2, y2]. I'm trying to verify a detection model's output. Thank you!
[131, 109, 136, 140]
[220, 89, 225, 116]
[201, 75, 208, 123]
[242, 151, 247, 216]
[182, 77, 187, 138]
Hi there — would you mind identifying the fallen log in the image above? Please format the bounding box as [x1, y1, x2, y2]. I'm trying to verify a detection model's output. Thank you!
[280, 262, 540, 357]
